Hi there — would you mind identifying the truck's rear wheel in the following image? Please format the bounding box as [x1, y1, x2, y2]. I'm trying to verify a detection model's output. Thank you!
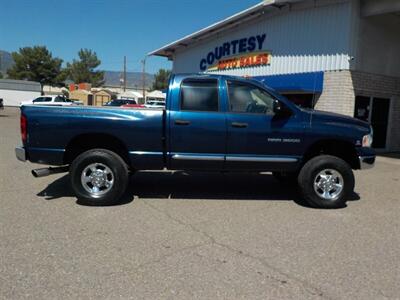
[70, 149, 129, 205]
[298, 155, 354, 209]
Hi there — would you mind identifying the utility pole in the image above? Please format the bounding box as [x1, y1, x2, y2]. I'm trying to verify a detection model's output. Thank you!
[141, 57, 146, 104]
[123, 56, 127, 92]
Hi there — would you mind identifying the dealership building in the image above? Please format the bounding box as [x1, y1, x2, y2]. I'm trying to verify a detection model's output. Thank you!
[150, 0, 400, 151]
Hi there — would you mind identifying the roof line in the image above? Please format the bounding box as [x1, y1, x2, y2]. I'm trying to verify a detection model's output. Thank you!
[148, 0, 275, 57]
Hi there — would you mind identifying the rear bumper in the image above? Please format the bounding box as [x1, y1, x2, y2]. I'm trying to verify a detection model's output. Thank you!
[15, 146, 26, 162]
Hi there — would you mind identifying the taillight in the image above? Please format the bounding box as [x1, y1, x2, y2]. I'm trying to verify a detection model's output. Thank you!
[20, 114, 27, 143]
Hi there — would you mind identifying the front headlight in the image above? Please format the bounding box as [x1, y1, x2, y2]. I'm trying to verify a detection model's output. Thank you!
[362, 127, 373, 147]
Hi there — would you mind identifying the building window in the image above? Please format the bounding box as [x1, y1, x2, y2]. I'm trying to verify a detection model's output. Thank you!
[354, 96, 391, 149]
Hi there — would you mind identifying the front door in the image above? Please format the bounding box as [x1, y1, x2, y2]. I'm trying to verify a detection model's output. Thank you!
[168, 78, 226, 170]
[224, 80, 303, 171]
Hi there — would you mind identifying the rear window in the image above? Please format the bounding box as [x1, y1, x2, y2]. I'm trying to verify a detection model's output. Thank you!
[180, 79, 218, 112]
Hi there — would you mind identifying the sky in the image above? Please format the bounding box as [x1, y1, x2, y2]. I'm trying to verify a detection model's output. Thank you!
[0, 0, 260, 74]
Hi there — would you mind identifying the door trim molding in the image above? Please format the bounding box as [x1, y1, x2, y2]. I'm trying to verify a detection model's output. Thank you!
[226, 155, 298, 163]
[172, 154, 225, 161]
[171, 153, 298, 163]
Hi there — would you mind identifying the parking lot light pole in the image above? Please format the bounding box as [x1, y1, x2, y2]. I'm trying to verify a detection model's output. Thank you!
[141, 57, 147, 104]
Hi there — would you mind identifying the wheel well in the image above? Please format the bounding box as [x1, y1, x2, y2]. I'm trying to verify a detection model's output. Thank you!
[64, 133, 130, 166]
[303, 140, 360, 169]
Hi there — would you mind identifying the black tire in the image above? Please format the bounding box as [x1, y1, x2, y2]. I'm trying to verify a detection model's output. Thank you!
[298, 155, 354, 209]
[272, 171, 298, 184]
[70, 149, 129, 206]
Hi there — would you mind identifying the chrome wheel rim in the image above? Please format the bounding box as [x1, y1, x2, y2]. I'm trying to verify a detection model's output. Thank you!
[313, 169, 344, 201]
[81, 163, 114, 196]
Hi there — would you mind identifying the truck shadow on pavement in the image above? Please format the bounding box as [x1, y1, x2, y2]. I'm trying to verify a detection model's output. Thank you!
[37, 171, 360, 208]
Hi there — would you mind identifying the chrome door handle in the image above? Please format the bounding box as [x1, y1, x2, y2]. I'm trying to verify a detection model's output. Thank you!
[175, 119, 191, 125]
[231, 122, 248, 128]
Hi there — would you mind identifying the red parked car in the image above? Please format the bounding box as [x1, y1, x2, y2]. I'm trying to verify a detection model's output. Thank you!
[121, 103, 145, 109]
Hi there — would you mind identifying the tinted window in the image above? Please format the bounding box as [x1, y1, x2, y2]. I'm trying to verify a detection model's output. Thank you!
[106, 100, 123, 106]
[54, 96, 65, 102]
[227, 81, 275, 114]
[181, 79, 218, 112]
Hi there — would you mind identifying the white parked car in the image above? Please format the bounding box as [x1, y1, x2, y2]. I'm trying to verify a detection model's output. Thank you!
[21, 95, 83, 106]
[144, 100, 165, 108]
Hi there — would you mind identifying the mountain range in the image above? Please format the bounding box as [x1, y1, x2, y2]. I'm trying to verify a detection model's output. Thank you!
[103, 71, 154, 89]
[0, 50, 154, 88]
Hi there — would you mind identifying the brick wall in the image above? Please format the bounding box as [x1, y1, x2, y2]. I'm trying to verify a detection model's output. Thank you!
[315, 70, 355, 117]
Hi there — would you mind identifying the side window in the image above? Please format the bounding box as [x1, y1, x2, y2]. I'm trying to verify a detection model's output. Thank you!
[180, 79, 219, 112]
[54, 96, 65, 102]
[227, 81, 276, 115]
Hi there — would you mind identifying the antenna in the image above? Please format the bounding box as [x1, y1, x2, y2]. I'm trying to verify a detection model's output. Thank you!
[123, 56, 127, 92]
[310, 71, 319, 127]
[141, 57, 147, 104]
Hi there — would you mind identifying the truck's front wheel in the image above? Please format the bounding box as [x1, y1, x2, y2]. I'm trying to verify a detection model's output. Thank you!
[298, 155, 354, 209]
[70, 149, 129, 205]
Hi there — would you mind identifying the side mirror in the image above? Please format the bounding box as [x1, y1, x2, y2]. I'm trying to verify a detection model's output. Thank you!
[273, 100, 283, 114]
[273, 100, 292, 117]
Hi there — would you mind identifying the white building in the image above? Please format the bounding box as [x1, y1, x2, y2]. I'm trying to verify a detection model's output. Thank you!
[146, 90, 166, 102]
[150, 0, 400, 152]
[43, 85, 68, 96]
[117, 90, 144, 103]
[0, 79, 41, 106]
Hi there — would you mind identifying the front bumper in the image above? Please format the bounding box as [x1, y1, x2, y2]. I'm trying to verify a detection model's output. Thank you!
[359, 155, 375, 169]
[15, 146, 26, 162]
[357, 147, 375, 170]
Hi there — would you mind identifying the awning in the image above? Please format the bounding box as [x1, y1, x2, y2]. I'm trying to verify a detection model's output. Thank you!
[253, 71, 324, 94]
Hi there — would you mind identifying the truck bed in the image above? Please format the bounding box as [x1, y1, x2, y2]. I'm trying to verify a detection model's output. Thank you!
[21, 105, 165, 169]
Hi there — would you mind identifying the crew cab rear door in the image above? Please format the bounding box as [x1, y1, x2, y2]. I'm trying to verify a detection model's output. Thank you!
[224, 79, 303, 171]
[168, 78, 226, 170]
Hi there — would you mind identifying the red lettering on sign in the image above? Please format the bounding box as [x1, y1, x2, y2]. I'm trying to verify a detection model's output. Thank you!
[213, 52, 270, 70]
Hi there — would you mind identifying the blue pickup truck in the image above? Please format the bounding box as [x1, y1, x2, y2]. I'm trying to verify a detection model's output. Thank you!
[16, 74, 375, 208]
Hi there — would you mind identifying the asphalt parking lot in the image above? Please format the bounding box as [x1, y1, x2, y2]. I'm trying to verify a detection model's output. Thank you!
[0, 107, 399, 299]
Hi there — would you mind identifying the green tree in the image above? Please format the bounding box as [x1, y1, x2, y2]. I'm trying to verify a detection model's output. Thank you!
[7, 46, 64, 93]
[0, 72, 3, 79]
[152, 69, 171, 90]
[66, 49, 104, 87]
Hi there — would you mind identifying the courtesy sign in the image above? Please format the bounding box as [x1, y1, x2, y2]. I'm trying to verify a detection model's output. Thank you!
[199, 34, 270, 71]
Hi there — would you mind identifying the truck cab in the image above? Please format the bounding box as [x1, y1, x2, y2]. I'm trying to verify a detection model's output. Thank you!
[166, 75, 303, 172]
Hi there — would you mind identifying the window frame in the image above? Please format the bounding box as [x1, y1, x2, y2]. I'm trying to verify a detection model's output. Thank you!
[226, 80, 278, 116]
[179, 78, 220, 113]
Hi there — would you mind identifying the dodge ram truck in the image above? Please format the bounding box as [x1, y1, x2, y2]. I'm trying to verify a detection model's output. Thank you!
[15, 74, 375, 208]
